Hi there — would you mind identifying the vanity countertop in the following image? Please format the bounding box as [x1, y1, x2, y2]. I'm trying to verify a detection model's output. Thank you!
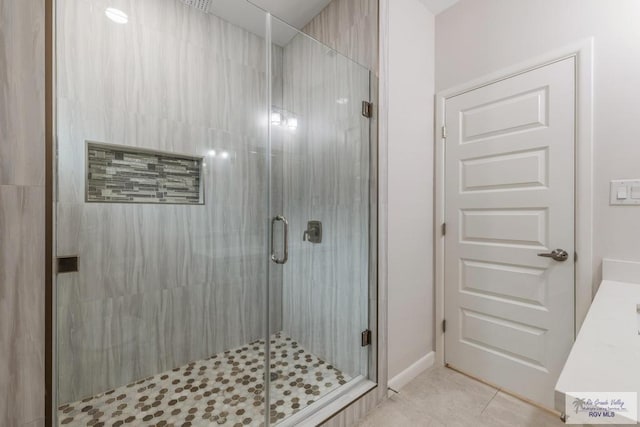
[555, 259, 640, 414]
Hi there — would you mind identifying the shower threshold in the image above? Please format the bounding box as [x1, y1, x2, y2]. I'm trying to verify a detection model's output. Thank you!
[57, 333, 351, 426]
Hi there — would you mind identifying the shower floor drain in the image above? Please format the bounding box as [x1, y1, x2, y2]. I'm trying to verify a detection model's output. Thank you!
[57, 333, 350, 426]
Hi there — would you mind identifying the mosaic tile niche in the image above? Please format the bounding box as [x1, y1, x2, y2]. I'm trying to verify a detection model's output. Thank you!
[86, 142, 204, 204]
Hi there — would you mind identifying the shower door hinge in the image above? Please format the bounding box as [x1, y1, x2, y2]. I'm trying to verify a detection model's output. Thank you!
[361, 329, 372, 347]
[441, 126, 447, 139]
[574, 252, 578, 262]
[442, 222, 446, 236]
[362, 101, 373, 118]
[442, 319, 447, 333]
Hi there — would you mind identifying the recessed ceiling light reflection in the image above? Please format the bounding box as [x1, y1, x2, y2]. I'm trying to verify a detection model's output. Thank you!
[220, 151, 229, 159]
[105, 7, 128, 24]
[271, 112, 282, 125]
[207, 150, 216, 157]
[336, 98, 349, 104]
[287, 118, 298, 130]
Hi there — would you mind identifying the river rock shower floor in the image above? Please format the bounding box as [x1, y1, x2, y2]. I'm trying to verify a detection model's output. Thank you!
[57, 333, 350, 426]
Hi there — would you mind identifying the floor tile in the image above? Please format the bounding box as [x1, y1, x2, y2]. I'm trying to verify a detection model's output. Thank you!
[399, 366, 497, 424]
[356, 394, 443, 427]
[57, 333, 350, 426]
[478, 392, 566, 427]
[358, 366, 569, 427]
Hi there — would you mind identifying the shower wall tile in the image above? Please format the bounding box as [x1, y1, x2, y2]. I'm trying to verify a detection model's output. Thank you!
[108, 0, 269, 72]
[0, 0, 45, 187]
[272, 46, 285, 108]
[56, 135, 271, 301]
[56, 0, 278, 403]
[279, 32, 371, 378]
[57, 0, 268, 134]
[57, 274, 269, 401]
[278, 0, 379, 381]
[302, 0, 378, 74]
[0, 0, 46, 425]
[326, 2, 388, 423]
[22, 418, 45, 427]
[0, 186, 45, 426]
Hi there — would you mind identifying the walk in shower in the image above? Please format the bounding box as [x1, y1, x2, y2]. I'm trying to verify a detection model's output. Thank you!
[54, 0, 376, 425]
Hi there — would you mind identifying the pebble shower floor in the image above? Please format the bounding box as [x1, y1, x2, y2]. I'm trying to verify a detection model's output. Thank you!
[57, 333, 351, 426]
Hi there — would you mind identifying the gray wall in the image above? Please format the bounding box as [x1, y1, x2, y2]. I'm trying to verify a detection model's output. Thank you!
[0, 0, 46, 425]
[55, 0, 281, 403]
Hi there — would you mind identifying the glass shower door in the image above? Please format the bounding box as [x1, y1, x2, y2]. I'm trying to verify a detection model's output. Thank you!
[267, 16, 372, 425]
[55, 1, 272, 425]
[54, 0, 373, 425]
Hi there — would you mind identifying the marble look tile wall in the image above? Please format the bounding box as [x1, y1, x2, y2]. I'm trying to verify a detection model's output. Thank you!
[0, 0, 46, 426]
[0, 187, 46, 426]
[302, 0, 379, 75]
[277, 29, 372, 378]
[323, 1, 388, 424]
[56, 0, 282, 403]
[0, 0, 45, 187]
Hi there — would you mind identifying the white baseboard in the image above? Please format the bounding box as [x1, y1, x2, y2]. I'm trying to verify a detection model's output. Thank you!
[388, 351, 435, 392]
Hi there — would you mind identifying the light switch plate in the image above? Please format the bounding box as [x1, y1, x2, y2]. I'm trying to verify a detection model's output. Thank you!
[610, 179, 640, 205]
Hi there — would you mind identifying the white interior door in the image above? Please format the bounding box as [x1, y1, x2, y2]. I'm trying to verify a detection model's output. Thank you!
[443, 57, 575, 408]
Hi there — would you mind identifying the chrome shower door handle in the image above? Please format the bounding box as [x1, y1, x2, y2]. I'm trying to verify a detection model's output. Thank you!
[537, 249, 569, 262]
[271, 215, 289, 264]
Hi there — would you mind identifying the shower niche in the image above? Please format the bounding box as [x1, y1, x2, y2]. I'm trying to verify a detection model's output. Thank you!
[54, 0, 376, 426]
[85, 142, 205, 204]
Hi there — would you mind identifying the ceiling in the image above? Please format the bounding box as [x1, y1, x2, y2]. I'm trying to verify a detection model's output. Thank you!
[249, 0, 334, 29]
[419, 0, 460, 15]
[205, 0, 332, 46]
[201, 0, 460, 47]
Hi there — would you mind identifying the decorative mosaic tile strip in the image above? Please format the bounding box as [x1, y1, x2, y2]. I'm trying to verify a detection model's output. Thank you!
[86, 142, 203, 204]
[57, 333, 351, 426]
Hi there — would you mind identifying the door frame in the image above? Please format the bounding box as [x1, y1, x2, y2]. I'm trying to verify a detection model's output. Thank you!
[434, 39, 594, 367]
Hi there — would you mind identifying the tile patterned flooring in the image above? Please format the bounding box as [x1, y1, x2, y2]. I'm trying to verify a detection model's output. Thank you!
[57, 333, 350, 427]
[358, 366, 568, 427]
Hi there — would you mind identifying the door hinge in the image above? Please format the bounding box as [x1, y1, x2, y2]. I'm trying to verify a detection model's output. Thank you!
[442, 222, 446, 236]
[574, 252, 578, 262]
[362, 101, 373, 118]
[442, 319, 446, 333]
[441, 126, 447, 139]
[361, 329, 372, 347]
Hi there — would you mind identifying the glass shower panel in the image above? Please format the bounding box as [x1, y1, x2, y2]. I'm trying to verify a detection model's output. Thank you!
[54, 0, 271, 425]
[267, 16, 372, 425]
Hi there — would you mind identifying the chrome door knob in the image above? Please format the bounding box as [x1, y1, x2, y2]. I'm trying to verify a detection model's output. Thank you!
[537, 249, 569, 262]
